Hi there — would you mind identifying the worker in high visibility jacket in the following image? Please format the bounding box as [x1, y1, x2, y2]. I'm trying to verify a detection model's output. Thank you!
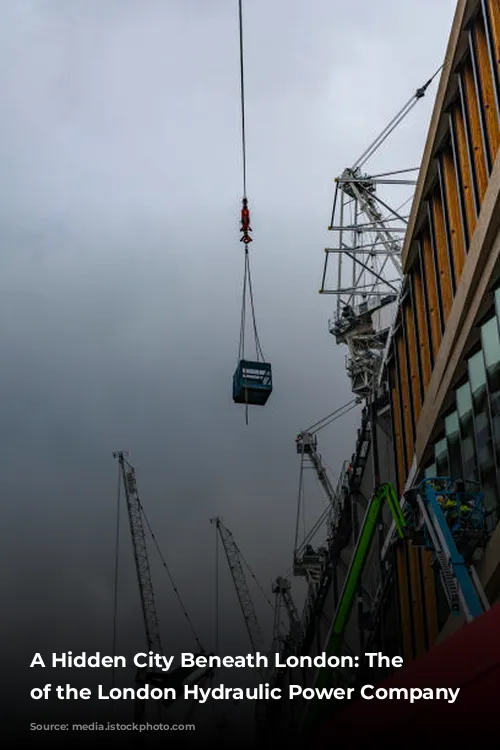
[436, 490, 473, 529]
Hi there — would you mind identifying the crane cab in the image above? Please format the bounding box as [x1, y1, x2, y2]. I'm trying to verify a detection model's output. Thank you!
[296, 432, 317, 454]
[233, 359, 272, 406]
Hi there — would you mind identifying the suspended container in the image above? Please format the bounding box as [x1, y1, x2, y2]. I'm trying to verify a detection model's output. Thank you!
[233, 359, 272, 406]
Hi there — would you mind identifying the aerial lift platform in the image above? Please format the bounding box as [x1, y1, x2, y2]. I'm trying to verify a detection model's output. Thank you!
[302, 477, 491, 737]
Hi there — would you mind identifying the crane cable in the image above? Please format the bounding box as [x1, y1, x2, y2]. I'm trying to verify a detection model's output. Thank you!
[238, 253, 265, 364]
[232, 530, 290, 644]
[302, 398, 359, 435]
[238, 541, 275, 612]
[236, 0, 265, 424]
[215, 519, 288, 639]
[352, 63, 444, 170]
[238, 0, 247, 201]
[139, 502, 205, 654]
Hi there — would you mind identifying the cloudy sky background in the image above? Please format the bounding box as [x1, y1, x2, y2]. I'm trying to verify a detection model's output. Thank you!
[0, 0, 457, 727]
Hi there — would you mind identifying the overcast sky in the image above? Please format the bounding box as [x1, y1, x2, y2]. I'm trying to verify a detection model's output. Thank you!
[0, 0, 457, 730]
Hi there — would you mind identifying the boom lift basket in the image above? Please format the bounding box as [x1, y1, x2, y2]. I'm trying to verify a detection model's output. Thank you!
[233, 359, 272, 405]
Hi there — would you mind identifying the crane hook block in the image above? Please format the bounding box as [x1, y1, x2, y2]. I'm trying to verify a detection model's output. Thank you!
[240, 198, 253, 244]
[233, 359, 272, 406]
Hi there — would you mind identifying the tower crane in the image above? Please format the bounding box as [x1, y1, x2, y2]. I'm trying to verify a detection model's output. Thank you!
[113, 452, 211, 721]
[211, 517, 265, 660]
[271, 577, 300, 654]
[319, 69, 442, 397]
[114, 451, 162, 658]
[293, 400, 359, 587]
[212, 516, 283, 734]
[261, 576, 301, 733]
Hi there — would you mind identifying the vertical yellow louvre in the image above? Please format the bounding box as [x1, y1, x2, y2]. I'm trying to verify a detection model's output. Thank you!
[441, 148, 467, 279]
[412, 263, 432, 390]
[486, 0, 500, 91]
[421, 228, 442, 359]
[396, 330, 414, 467]
[463, 60, 489, 201]
[431, 190, 453, 322]
[390, 364, 406, 497]
[474, 12, 500, 159]
[453, 102, 477, 236]
[403, 297, 422, 422]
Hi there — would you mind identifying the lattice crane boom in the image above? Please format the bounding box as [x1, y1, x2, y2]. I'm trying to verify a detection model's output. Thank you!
[114, 451, 163, 655]
[319, 70, 442, 397]
[211, 517, 263, 655]
[294, 432, 342, 566]
[272, 577, 300, 644]
[279, 577, 299, 626]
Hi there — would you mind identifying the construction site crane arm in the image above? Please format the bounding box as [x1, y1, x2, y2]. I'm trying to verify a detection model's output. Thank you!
[351, 66, 443, 170]
[321, 67, 444, 397]
[113, 452, 211, 722]
[294, 433, 337, 565]
[294, 400, 360, 566]
[212, 516, 275, 733]
[272, 577, 300, 648]
[113, 451, 162, 655]
[300, 399, 360, 436]
[211, 517, 264, 655]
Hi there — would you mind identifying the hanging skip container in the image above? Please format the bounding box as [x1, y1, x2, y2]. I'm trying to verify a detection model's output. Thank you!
[233, 359, 272, 406]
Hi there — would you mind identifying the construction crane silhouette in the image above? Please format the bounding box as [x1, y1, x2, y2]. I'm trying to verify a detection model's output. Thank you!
[113, 451, 211, 722]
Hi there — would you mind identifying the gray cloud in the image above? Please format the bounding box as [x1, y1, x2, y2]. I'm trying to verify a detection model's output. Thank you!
[1, 0, 457, 727]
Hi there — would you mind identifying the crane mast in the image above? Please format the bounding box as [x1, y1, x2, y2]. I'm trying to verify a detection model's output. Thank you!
[272, 577, 300, 650]
[319, 76, 440, 396]
[211, 517, 264, 656]
[322, 167, 406, 398]
[114, 451, 163, 656]
[293, 400, 359, 584]
[297, 433, 337, 509]
[294, 431, 343, 586]
[113, 452, 211, 726]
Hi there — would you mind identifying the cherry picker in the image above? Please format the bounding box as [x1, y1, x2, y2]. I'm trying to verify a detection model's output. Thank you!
[301, 475, 489, 733]
[403, 477, 488, 621]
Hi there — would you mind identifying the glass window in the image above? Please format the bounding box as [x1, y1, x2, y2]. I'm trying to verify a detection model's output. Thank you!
[468, 350, 498, 528]
[495, 287, 500, 324]
[456, 382, 479, 482]
[482, 315, 500, 368]
[434, 438, 449, 476]
[445, 411, 462, 479]
[424, 463, 437, 478]
[481, 316, 500, 469]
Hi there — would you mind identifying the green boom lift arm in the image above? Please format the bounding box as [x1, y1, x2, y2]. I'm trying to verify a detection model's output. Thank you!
[302, 482, 405, 731]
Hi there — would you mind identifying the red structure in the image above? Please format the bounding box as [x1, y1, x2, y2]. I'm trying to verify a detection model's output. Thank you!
[316, 604, 500, 741]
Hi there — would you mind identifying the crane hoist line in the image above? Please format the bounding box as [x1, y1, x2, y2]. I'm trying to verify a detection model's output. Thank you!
[232, 0, 272, 421]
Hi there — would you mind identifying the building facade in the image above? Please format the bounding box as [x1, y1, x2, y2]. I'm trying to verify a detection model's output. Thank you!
[268, 0, 500, 734]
